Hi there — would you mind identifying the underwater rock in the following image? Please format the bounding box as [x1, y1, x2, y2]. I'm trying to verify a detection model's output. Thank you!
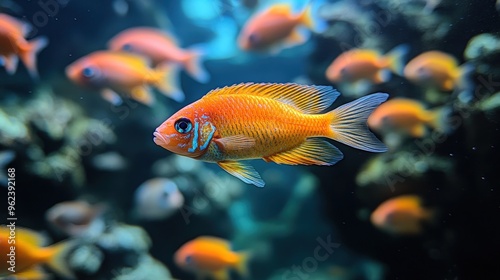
[0, 107, 31, 145]
[111, 255, 174, 280]
[464, 33, 500, 76]
[27, 87, 84, 140]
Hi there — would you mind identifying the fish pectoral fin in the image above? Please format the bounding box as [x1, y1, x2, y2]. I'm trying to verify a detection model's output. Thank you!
[212, 269, 230, 280]
[264, 138, 344, 166]
[217, 160, 264, 188]
[4, 54, 19, 74]
[130, 86, 155, 106]
[101, 89, 123, 106]
[214, 135, 255, 152]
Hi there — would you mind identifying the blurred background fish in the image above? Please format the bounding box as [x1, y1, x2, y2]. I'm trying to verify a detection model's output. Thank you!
[174, 236, 249, 280]
[0, 13, 48, 78]
[370, 195, 436, 235]
[0, 226, 75, 279]
[238, 1, 326, 53]
[108, 27, 210, 83]
[65, 51, 183, 105]
[132, 177, 185, 220]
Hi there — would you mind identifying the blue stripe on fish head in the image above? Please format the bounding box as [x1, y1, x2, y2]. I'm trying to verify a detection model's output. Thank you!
[188, 121, 199, 153]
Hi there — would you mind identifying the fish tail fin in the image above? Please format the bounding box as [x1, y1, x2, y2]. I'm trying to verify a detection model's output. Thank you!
[153, 62, 184, 102]
[428, 105, 453, 134]
[20, 36, 49, 79]
[385, 44, 410, 76]
[235, 251, 251, 277]
[45, 240, 76, 278]
[327, 93, 389, 152]
[300, 0, 328, 33]
[184, 48, 210, 83]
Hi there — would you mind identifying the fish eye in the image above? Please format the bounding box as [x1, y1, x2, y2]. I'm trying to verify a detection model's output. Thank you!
[174, 118, 192, 134]
[122, 43, 133, 51]
[82, 67, 97, 78]
[185, 255, 193, 265]
[248, 33, 260, 44]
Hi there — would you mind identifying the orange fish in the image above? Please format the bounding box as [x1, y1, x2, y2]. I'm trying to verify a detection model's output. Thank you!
[238, 2, 324, 52]
[108, 27, 209, 83]
[370, 195, 435, 235]
[0, 225, 74, 279]
[174, 236, 249, 280]
[367, 98, 450, 138]
[0, 13, 48, 78]
[66, 51, 183, 106]
[325, 45, 409, 85]
[153, 83, 388, 187]
[404, 50, 473, 91]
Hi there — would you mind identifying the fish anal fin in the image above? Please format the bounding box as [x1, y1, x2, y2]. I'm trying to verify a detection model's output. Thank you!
[374, 69, 391, 84]
[212, 269, 230, 280]
[130, 86, 154, 106]
[442, 79, 454, 91]
[283, 28, 309, 48]
[10, 266, 48, 279]
[265, 138, 344, 166]
[214, 135, 255, 152]
[204, 83, 340, 114]
[409, 124, 426, 137]
[217, 160, 264, 188]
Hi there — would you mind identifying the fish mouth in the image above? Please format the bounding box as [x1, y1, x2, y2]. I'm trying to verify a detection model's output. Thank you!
[153, 130, 170, 147]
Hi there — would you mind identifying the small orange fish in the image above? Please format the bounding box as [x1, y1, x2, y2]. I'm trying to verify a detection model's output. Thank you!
[0, 13, 48, 78]
[367, 98, 449, 138]
[370, 195, 435, 235]
[404, 51, 473, 91]
[174, 236, 249, 280]
[238, 2, 323, 52]
[325, 45, 408, 85]
[153, 83, 388, 187]
[0, 225, 74, 279]
[108, 27, 209, 83]
[66, 51, 183, 106]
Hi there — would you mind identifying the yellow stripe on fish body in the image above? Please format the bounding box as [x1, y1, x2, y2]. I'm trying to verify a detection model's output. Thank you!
[153, 83, 389, 187]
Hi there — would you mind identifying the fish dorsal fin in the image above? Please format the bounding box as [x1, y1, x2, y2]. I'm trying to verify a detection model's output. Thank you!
[267, 4, 292, 15]
[196, 236, 231, 249]
[107, 51, 151, 68]
[204, 83, 340, 114]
